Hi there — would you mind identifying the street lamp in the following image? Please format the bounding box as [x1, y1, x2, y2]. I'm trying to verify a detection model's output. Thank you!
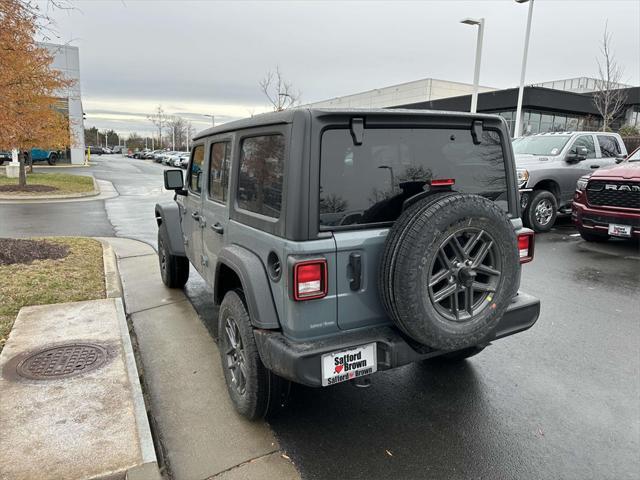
[514, 0, 535, 138]
[460, 17, 485, 113]
[204, 114, 215, 127]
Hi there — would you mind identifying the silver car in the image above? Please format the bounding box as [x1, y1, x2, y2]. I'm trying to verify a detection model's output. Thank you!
[514, 132, 627, 232]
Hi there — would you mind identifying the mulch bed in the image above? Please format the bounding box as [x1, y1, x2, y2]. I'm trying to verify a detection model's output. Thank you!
[0, 239, 70, 266]
[0, 185, 58, 193]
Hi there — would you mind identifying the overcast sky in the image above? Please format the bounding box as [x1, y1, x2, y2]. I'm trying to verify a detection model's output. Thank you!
[43, 0, 640, 136]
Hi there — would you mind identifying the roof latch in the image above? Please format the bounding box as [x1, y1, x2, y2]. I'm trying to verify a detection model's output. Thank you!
[350, 117, 365, 145]
[471, 120, 483, 145]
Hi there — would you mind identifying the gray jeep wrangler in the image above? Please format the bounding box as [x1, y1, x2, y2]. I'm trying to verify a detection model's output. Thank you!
[156, 108, 540, 420]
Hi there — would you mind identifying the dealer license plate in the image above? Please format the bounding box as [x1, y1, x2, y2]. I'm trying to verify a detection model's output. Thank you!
[321, 343, 377, 387]
[608, 223, 631, 237]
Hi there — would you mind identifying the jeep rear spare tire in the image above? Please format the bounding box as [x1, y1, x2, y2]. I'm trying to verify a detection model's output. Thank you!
[379, 193, 519, 350]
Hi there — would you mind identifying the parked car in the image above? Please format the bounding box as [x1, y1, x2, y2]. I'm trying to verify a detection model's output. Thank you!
[572, 146, 640, 241]
[0, 151, 12, 164]
[133, 149, 150, 159]
[155, 108, 540, 419]
[87, 146, 105, 156]
[143, 150, 162, 159]
[178, 152, 189, 168]
[103, 147, 113, 154]
[513, 132, 627, 232]
[111, 145, 126, 154]
[170, 151, 189, 167]
[160, 151, 179, 165]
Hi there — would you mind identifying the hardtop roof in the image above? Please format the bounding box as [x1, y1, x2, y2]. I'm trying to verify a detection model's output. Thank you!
[192, 107, 504, 141]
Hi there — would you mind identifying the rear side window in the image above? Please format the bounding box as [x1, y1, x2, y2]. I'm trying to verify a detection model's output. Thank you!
[319, 128, 508, 228]
[597, 135, 621, 158]
[208, 141, 231, 203]
[188, 145, 205, 193]
[237, 134, 285, 218]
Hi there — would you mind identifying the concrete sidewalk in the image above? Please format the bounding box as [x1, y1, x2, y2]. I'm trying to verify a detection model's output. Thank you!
[102, 237, 299, 480]
[0, 298, 157, 480]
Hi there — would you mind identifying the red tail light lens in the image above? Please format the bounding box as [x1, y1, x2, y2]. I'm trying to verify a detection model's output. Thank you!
[430, 178, 456, 186]
[518, 230, 535, 264]
[294, 260, 328, 300]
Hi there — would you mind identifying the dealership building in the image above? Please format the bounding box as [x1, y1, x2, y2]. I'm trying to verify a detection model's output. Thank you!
[41, 42, 85, 164]
[306, 76, 639, 137]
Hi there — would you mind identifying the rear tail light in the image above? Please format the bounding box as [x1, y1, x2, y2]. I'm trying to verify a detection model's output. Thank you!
[293, 259, 328, 300]
[517, 230, 535, 264]
[430, 178, 455, 186]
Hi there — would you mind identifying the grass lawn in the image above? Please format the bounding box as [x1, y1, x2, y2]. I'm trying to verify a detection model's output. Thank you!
[0, 237, 106, 353]
[0, 172, 94, 195]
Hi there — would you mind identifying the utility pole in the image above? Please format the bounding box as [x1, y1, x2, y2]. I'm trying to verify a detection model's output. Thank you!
[514, 0, 535, 138]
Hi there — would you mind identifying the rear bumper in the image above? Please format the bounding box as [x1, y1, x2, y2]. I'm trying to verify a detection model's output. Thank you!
[255, 291, 540, 387]
[572, 200, 640, 238]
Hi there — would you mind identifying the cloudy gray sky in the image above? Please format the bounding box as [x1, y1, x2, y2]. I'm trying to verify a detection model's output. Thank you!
[44, 0, 640, 136]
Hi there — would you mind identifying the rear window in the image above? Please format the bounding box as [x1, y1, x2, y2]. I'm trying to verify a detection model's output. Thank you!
[319, 128, 508, 228]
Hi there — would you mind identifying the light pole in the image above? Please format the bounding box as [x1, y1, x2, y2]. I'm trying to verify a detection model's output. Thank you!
[378, 165, 395, 193]
[204, 114, 215, 127]
[514, 0, 535, 138]
[460, 17, 485, 113]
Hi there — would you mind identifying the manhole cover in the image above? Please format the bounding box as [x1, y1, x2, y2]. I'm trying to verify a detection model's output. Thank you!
[15, 343, 109, 380]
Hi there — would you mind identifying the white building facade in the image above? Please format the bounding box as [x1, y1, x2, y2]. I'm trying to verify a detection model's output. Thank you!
[41, 42, 85, 165]
[305, 78, 495, 109]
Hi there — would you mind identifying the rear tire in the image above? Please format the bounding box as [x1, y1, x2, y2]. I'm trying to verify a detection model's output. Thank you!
[524, 190, 557, 233]
[578, 229, 609, 242]
[218, 290, 290, 420]
[158, 229, 189, 288]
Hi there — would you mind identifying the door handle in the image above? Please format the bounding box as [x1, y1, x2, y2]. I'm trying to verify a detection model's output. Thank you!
[590, 165, 600, 169]
[191, 211, 201, 220]
[210, 222, 224, 234]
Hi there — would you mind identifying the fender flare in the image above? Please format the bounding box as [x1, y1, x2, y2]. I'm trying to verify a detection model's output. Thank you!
[216, 245, 280, 329]
[155, 202, 186, 256]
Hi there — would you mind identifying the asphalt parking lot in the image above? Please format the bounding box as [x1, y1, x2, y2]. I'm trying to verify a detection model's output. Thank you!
[2, 156, 638, 479]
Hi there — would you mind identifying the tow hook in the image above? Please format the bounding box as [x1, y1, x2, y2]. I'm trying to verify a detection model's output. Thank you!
[351, 376, 372, 388]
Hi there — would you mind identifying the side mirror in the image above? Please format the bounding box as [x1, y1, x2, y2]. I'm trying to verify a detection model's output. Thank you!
[566, 146, 588, 163]
[164, 169, 185, 192]
[615, 153, 626, 164]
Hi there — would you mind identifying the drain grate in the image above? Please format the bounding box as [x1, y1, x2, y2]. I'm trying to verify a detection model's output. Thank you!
[15, 343, 109, 380]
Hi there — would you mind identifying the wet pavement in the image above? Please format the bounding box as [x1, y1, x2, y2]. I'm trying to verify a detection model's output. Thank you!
[2, 156, 638, 479]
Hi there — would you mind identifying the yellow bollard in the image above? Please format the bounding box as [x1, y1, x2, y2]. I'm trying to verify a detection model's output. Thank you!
[85, 147, 90, 166]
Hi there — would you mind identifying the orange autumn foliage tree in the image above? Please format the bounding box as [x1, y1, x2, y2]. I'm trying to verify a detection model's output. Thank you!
[0, 0, 74, 187]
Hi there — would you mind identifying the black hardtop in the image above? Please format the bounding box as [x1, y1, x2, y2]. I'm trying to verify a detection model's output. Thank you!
[192, 108, 506, 141]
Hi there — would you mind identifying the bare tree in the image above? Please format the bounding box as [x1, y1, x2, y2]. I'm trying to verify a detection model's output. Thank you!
[147, 105, 167, 147]
[259, 66, 301, 111]
[593, 25, 627, 132]
[166, 116, 194, 150]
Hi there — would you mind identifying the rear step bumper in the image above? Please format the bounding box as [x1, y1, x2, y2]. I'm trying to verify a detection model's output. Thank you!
[254, 291, 540, 387]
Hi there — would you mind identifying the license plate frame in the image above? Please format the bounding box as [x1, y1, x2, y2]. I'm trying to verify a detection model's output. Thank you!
[321, 343, 377, 387]
[608, 223, 632, 237]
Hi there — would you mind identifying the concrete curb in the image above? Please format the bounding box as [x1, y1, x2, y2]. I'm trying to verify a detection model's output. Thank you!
[104, 241, 163, 480]
[0, 178, 119, 204]
[0, 175, 100, 202]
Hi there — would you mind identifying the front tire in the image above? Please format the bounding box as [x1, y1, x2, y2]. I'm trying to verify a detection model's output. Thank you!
[524, 190, 557, 233]
[218, 290, 290, 420]
[157, 230, 189, 288]
[47, 153, 57, 165]
[578, 229, 609, 242]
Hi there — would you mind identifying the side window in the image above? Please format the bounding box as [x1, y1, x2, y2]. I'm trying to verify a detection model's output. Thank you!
[208, 141, 231, 203]
[571, 135, 596, 159]
[597, 135, 621, 158]
[188, 145, 205, 193]
[237, 134, 285, 218]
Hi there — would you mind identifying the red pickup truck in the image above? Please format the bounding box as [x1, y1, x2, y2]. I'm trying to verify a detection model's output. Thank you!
[572, 147, 640, 241]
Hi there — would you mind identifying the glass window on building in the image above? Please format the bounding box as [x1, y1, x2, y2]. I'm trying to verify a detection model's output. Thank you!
[552, 115, 567, 132]
[566, 116, 579, 131]
[540, 114, 554, 132]
[527, 112, 541, 135]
